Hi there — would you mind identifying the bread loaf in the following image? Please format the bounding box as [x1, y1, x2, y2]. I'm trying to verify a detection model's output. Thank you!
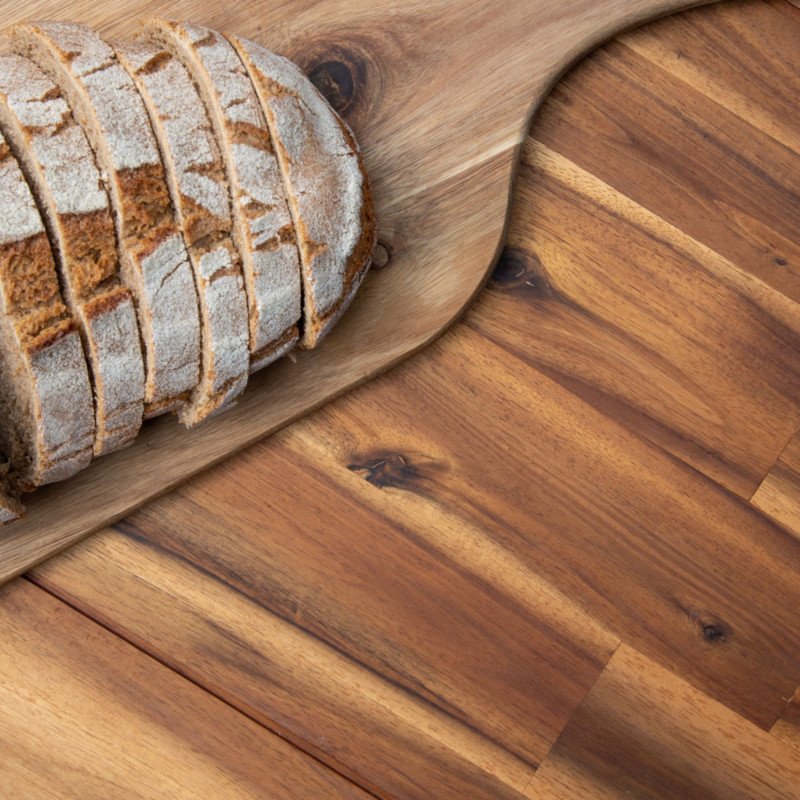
[0, 18, 375, 526]
[11, 21, 202, 424]
[0, 129, 95, 490]
[142, 20, 302, 371]
[228, 33, 376, 347]
[114, 40, 250, 424]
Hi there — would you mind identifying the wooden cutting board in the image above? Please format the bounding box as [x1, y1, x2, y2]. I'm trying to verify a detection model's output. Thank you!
[0, 0, 716, 581]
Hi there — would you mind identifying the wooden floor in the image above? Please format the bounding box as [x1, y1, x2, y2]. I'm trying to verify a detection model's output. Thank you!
[3, 1, 800, 797]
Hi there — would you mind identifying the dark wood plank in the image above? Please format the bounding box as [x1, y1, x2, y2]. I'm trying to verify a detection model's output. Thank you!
[533, 0, 800, 304]
[467, 137, 800, 497]
[31, 328, 800, 755]
[527, 645, 800, 799]
[28, 412, 619, 800]
[281, 329, 800, 730]
[17, 3, 800, 796]
[622, 0, 800, 161]
[0, 579, 370, 800]
[751, 429, 800, 538]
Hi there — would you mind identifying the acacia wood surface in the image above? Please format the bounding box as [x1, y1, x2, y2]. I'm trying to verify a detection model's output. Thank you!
[527, 645, 800, 799]
[752, 429, 800, 538]
[0, 579, 370, 799]
[4, 1, 800, 798]
[0, 0, 713, 581]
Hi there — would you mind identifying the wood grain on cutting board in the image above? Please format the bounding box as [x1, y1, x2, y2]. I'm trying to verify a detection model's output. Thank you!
[0, 0, 716, 581]
[8, 1, 799, 798]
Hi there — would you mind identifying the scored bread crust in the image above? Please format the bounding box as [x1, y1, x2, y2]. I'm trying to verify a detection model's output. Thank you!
[0, 51, 145, 455]
[143, 20, 302, 372]
[113, 40, 250, 424]
[11, 22, 202, 423]
[228, 34, 376, 348]
[0, 130, 95, 488]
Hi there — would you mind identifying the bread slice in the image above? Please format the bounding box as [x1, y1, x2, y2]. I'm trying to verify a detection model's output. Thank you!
[0, 462, 23, 525]
[0, 51, 145, 455]
[142, 20, 302, 371]
[113, 40, 250, 424]
[11, 22, 202, 422]
[0, 130, 94, 489]
[227, 33, 377, 347]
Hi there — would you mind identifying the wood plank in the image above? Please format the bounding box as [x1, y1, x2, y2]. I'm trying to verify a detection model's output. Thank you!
[527, 645, 800, 799]
[30, 525, 580, 800]
[31, 327, 800, 760]
[0, 0, 718, 580]
[621, 0, 800, 156]
[279, 330, 800, 729]
[0, 578, 370, 800]
[467, 139, 800, 497]
[751, 429, 800, 539]
[532, 2, 800, 304]
[26, 410, 620, 800]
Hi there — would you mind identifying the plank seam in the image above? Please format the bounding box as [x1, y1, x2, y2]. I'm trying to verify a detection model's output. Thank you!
[22, 573, 388, 800]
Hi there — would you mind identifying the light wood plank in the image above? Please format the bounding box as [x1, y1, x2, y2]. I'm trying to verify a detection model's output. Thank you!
[0, 579, 370, 800]
[527, 645, 800, 799]
[0, 0, 717, 580]
[468, 138, 800, 497]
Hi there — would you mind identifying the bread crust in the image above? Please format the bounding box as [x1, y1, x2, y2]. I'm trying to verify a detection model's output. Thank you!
[0, 463, 23, 525]
[143, 20, 302, 371]
[227, 33, 376, 348]
[11, 23, 201, 424]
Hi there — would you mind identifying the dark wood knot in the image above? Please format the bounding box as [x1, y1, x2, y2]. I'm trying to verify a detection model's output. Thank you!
[306, 45, 368, 118]
[491, 246, 553, 299]
[347, 450, 444, 494]
[689, 609, 730, 646]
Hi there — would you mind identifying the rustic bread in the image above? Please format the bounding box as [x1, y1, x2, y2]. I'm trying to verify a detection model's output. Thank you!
[0, 129, 94, 489]
[11, 22, 202, 422]
[228, 33, 376, 347]
[0, 51, 145, 455]
[142, 20, 302, 371]
[113, 40, 250, 424]
[0, 462, 23, 524]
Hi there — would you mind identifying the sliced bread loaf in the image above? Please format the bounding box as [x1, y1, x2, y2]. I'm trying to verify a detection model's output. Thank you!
[11, 22, 201, 421]
[227, 33, 376, 347]
[142, 20, 302, 371]
[0, 462, 23, 525]
[0, 51, 145, 455]
[0, 129, 95, 488]
[113, 40, 250, 424]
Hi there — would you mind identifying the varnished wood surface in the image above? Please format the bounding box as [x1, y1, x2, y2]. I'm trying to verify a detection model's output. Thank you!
[528, 646, 800, 798]
[752, 430, 800, 538]
[0, 580, 369, 799]
[0, 0, 714, 580]
[4, 1, 800, 797]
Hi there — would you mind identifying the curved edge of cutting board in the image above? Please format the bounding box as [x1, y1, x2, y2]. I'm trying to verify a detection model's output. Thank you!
[0, 0, 718, 582]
